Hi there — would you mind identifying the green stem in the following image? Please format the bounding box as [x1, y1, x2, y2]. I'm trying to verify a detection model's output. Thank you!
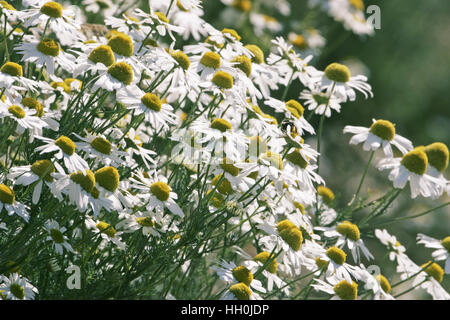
[349, 150, 375, 206]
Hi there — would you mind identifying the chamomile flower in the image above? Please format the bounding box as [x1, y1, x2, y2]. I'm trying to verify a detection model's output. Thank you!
[0, 273, 38, 300]
[74, 130, 126, 166]
[0, 61, 41, 93]
[221, 282, 262, 300]
[121, 127, 156, 169]
[422, 142, 449, 197]
[316, 220, 374, 263]
[312, 278, 359, 300]
[85, 216, 126, 250]
[359, 270, 395, 300]
[344, 119, 413, 157]
[318, 62, 373, 102]
[44, 219, 74, 254]
[72, 43, 114, 77]
[93, 61, 135, 91]
[417, 233, 450, 274]
[116, 86, 178, 131]
[0, 100, 48, 138]
[35, 135, 89, 173]
[378, 147, 445, 199]
[0, 183, 30, 222]
[52, 170, 96, 212]
[299, 85, 342, 118]
[8, 160, 57, 204]
[375, 228, 408, 263]
[15, 37, 75, 75]
[130, 170, 184, 218]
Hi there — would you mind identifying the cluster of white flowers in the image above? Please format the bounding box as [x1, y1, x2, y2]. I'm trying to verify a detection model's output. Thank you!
[0, 0, 448, 300]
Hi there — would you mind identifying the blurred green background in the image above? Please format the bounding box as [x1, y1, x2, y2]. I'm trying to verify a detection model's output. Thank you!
[203, 0, 450, 297]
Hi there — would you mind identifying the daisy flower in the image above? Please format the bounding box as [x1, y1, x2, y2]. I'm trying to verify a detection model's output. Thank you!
[359, 270, 395, 300]
[316, 220, 374, 263]
[375, 228, 408, 263]
[0, 61, 41, 93]
[35, 135, 89, 174]
[378, 147, 445, 199]
[0, 183, 30, 222]
[318, 62, 373, 102]
[0, 273, 38, 300]
[299, 84, 342, 118]
[44, 219, 74, 254]
[344, 119, 413, 157]
[85, 216, 126, 250]
[220, 282, 262, 300]
[15, 37, 75, 75]
[93, 61, 135, 92]
[312, 278, 359, 300]
[129, 170, 184, 218]
[72, 43, 115, 77]
[74, 130, 126, 166]
[116, 86, 178, 131]
[210, 260, 267, 294]
[417, 233, 450, 274]
[8, 159, 58, 204]
[422, 142, 449, 197]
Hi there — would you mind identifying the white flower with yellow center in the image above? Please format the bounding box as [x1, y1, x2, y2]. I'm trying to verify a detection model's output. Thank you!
[118, 209, 178, 237]
[119, 127, 156, 169]
[316, 220, 374, 263]
[74, 130, 126, 166]
[0, 99, 49, 138]
[220, 282, 262, 300]
[328, 0, 374, 36]
[93, 60, 135, 91]
[312, 278, 359, 300]
[15, 37, 75, 75]
[8, 159, 58, 204]
[116, 86, 178, 131]
[283, 147, 324, 192]
[318, 62, 373, 102]
[0, 183, 30, 222]
[0, 273, 38, 300]
[375, 228, 407, 263]
[133, 7, 184, 42]
[0, 61, 41, 93]
[44, 219, 74, 254]
[299, 85, 342, 118]
[35, 135, 89, 174]
[72, 43, 114, 77]
[378, 147, 446, 199]
[417, 233, 450, 274]
[422, 142, 449, 197]
[130, 170, 184, 218]
[189, 49, 235, 81]
[210, 260, 266, 294]
[344, 119, 413, 157]
[85, 216, 126, 250]
[358, 268, 395, 300]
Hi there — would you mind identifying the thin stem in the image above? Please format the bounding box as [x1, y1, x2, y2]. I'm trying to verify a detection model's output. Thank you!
[349, 150, 375, 206]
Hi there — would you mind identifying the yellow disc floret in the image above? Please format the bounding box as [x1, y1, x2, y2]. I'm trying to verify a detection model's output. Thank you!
[324, 62, 351, 83]
[232, 55, 252, 77]
[40, 1, 63, 18]
[1, 62, 23, 77]
[171, 50, 190, 70]
[424, 142, 449, 172]
[55, 135, 76, 155]
[221, 28, 241, 41]
[150, 181, 171, 201]
[336, 221, 360, 241]
[21, 97, 44, 117]
[90, 137, 112, 155]
[245, 44, 264, 64]
[88, 45, 115, 67]
[107, 33, 134, 57]
[276, 219, 303, 251]
[210, 118, 232, 132]
[232, 265, 253, 286]
[96, 221, 116, 238]
[95, 166, 119, 192]
[31, 159, 55, 182]
[369, 119, 396, 141]
[0, 184, 15, 204]
[401, 148, 428, 175]
[70, 170, 95, 193]
[200, 51, 221, 69]
[326, 246, 346, 265]
[442, 236, 450, 252]
[212, 71, 234, 89]
[8, 105, 25, 119]
[317, 186, 335, 205]
[141, 93, 162, 112]
[108, 62, 133, 85]
[376, 274, 391, 293]
[37, 39, 60, 57]
[334, 280, 358, 300]
[254, 251, 277, 274]
[286, 99, 304, 118]
[421, 261, 444, 283]
[229, 283, 251, 300]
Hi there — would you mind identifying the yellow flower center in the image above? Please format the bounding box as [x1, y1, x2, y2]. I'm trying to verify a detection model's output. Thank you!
[232, 265, 253, 286]
[441, 236, 450, 252]
[231, 0, 251, 12]
[176, 0, 188, 11]
[334, 280, 358, 300]
[37, 39, 60, 57]
[31, 159, 55, 182]
[326, 246, 346, 265]
[401, 148, 428, 175]
[291, 34, 307, 50]
[155, 11, 169, 23]
[108, 62, 133, 85]
[286, 149, 309, 169]
[95, 166, 119, 192]
[211, 174, 233, 195]
[51, 81, 71, 93]
[96, 221, 116, 237]
[1, 61, 22, 77]
[286, 99, 304, 118]
[50, 228, 64, 243]
[324, 63, 351, 83]
[376, 274, 391, 293]
[369, 120, 396, 141]
[136, 217, 155, 227]
[212, 71, 233, 89]
[107, 33, 134, 57]
[90, 137, 112, 155]
[424, 142, 449, 172]
[210, 118, 232, 132]
[220, 158, 240, 176]
[317, 186, 335, 205]
[349, 0, 364, 11]
[315, 257, 329, 269]
[336, 221, 360, 241]
[55, 135, 76, 155]
[200, 51, 221, 69]
[0, 184, 15, 204]
[276, 219, 303, 251]
[150, 181, 171, 201]
[70, 170, 95, 193]
[40, 1, 63, 18]
[293, 202, 305, 214]
[232, 55, 252, 77]
[171, 50, 191, 70]
[421, 261, 444, 283]
[0, 1, 16, 10]
[254, 251, 277, 274]
[88, 45, 115, 67]
[8, 105, 25, 119]
[10, 283, 25, 300]
[21, 97, 44, 117]
[245, 44, 264, 64]
[229, 283, 251, 300]
[221, 28, 241, 41]
[141, 93, 162, 112]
